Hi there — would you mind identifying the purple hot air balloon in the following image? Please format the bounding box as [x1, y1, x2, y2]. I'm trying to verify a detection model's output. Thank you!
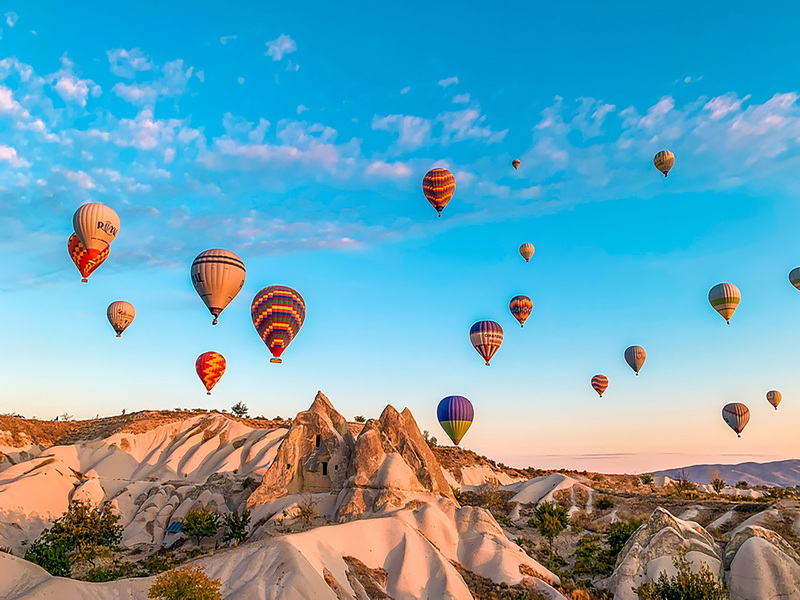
[437, 395, 474, 446]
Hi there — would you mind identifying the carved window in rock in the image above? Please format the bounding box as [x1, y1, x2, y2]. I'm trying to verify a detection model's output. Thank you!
[322, 462, 328, 476]
[315, 435, 321, 448]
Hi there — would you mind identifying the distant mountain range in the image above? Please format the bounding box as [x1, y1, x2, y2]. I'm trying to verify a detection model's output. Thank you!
[653, 459, 800, 487]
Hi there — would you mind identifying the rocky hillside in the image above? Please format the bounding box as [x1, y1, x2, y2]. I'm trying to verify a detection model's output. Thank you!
[653, 458, 800, 487]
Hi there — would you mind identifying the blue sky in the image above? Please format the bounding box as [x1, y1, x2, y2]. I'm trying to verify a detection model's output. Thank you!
[2, 2, 800, 473]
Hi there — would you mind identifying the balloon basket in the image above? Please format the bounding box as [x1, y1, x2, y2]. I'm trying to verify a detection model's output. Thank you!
[207, 391, 211, 395]
[81, 278, 88, 283]
[270, 358, 282, 364]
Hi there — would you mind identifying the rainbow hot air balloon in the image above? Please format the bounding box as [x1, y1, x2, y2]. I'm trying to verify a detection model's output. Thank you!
[624, 345, 646, 376]
[107, 301, 135, 337]
[191, 249, 247, 325]
[68, 233, 109, 283]
[509, 295, 533, 327]
[722, 402, 750, 437]
[512, 159, 521, 170]
[437, 395, 474, 446]
[251, 285, 306, 363]
[422, 168, 456, 217]
[196, 352, 226, 395]
[470, 320, 503, 366]
[766, 390, 782, 410]
[591, 375, 609, 397]
[789, 268, 800, 291]
[73, 203, 120, 260]
[653, 150, 675, 177]
[708, 283, 740, 324]
[519, 243, 535, 262]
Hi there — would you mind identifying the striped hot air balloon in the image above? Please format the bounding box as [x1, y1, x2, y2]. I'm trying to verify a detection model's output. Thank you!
[708, 283, 740, 324]
[68, 233, 109, 283]
[512, 159, 521, 170]
[437, 395, 474, 446]
[789, 268, 800, 291]
[591, 375, 609, 397]
[766, 390, 782, 410]
[519, 243, 535, 262]
[624, 346, 646, 376]
[251, 285, 306, 363]
[722, 402, 750, 437]
[73, 203, 120, 260]
[196, 352, 226, 395]
[107, 301, 135, 337]
[509, 295, 533, 327]
[422, 168, 456, 217]
[191, 249, 247, 325]
[470, 320, 503, 366]
[653, 150, 675, 177]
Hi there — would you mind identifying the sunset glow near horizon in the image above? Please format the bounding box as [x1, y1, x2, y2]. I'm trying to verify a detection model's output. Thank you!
[3, 2, 800, 474]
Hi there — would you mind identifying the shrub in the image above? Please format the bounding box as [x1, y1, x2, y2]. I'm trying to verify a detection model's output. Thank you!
[670, 470, 698, 496]
[608, 517, 644, 555]
[231, 402, 249, 418]
[24, 539, 71, 576]
[354, 415, 366, 423]
[572, 535, 615, 576]
[735, 480, 749, 489]
[223, 509, 251, 546]
[596, 496, 614, 510]
[451, 486, 467, 504]
[527, 502, 570, 549]
[182, 507, 221, 546]
[242, 477, 256, 490]
[422, 430, 438, 447]
[477, 484, 508, 512]
[640, 474, 654, 486]
[711, 478, 726, 494]
[493, 512, 515, 527]
[296, 494, 319, 526]
[148, 565, 223, 600]
[633, 551, 727, 599]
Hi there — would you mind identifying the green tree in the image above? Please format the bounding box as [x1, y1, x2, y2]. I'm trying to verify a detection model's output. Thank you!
[182, 507, 221, 546]
[148, 565, 223, 600]
[527, 502, 570, 549]
[596, 496, 615, 510]
[231, 402, 249, 418]
[353, 415, 366, 423]
[222, 509, 251, 546]
[711, 478, 726, 494]
[634, 551, 727, 600]
[735, 480, 749, 489]
[572, 535, 615, 576]
[24, 539, 71, 576]
[608, 517, 644, 555]
[640, 474, 654, 486]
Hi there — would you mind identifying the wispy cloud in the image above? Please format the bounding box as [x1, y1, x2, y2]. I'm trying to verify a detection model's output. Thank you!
[0, 144, 30, 168]
[111, 58, 194, 106]
[438, 76, 459, 88]
[219, 35, 237, 45]
[4, 12, 17, 27]
[107, 48, 153, 78]
[452, 93, 470, 104]
[265, 34, 297, 61]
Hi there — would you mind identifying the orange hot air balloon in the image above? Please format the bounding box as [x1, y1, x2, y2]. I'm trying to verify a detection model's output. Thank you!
[195, 352, 226, 395]
[509, 295, 533, 327]
[422, 168, 456, 217]
[68, 233, 109, 282]
[591, 375, 609, 397]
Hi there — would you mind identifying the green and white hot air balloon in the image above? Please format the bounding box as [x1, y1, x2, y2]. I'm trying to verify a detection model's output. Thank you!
[708, 283, 740, 324]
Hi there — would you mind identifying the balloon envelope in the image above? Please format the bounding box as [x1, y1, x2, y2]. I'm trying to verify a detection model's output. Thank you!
[422, 168, 456, 217]
[73, 203, 120, 260]
[191, 249, 247, 325]
[708, 283, 740, 324]
[68, 233, 108, 282]
[624, 346, 646, 375]
[470, 321, 503, 366]
[789, 268, 800, 291]
[107, 301, 135, 337]
[766, 390, 782, 410]
[512, 159, 521, 170]
[722, 402, 750, 437]
[653, 150, 675, 177]
[251, 285, 306, 363]
[519, 243, 535, 262]
[196, 351, 226, 395]
[591, 375, 608, 397]
[437, 395, 474, 446]
[509, 295, 533, 327]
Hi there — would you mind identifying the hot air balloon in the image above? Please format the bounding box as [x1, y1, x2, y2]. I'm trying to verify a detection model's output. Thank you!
[107, 301, 135, 337]
[509, 295, 533, 327]
[196, 352, 226, 395]
[470, 320, 503, 366]
[68, 233, 109, 283]
[766, 390, 782, 410]
[722, 402, 750, 437]
[708, 283, 740, 324]
[251, 285, 306, 363]
[653, 150, 674, 177]
[512, 159, 521, 170]
[519, 243, 535, 263]
[73, 203, 120, 260]
[624, 345, 646, 376]
[191, 249, 247, 325]
[789, 268, 800, 291]
[437, 395, 474, 446]
[422, 168, 456, 217]
[591, 375, 609, 397]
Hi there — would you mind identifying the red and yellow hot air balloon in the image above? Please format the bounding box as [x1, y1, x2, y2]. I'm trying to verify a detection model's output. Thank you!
[195, 352, 226, 395]
[722, 402, 750, 438]
[509, 295, 533, 327]
[422, 168, 456, 217]
[591, 375, 608, 397]
[68, 233, 109, 282]
[653, 150, 674, 177]
[251, 285, 306, 363]
[470, 320, 503, 366]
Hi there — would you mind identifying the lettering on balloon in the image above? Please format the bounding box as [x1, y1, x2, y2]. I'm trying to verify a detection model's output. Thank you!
[96, 221, 118, 236]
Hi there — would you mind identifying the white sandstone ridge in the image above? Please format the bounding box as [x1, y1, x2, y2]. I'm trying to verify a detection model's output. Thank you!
[0, 392, 568, 599]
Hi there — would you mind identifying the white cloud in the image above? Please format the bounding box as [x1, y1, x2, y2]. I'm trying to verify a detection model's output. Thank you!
[683, 75, 703, 84]
[111, 59, 193, 106]
[440, 108, 507, 143]
[59, 168, 95, 189]
[0, 85, 30, 119]
[54, 74, 101, 107]
[265, 34, 297, 61]
[219, 35, 237, 45]
[438, 76, 459, 88]
[365, 160, 412, 178]
[296, 104, 309, 114]
[372, 114, 432, 150]
[4, 12, 17, 27]
[0, 145, 30, 167]
[638, 96, 675, 128]
[196, 70, 205, 82]
[704, 93, 749, 120]
[400, 86, 411, 95]
[107, 48, 153, 78]
[452, 93, 470, 104]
